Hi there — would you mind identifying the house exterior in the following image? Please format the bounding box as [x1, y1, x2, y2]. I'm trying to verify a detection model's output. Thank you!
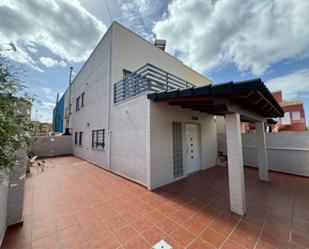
[63, 22, 214, 190]
[272, 91, 306, 132]
[55, 22, 284, 215]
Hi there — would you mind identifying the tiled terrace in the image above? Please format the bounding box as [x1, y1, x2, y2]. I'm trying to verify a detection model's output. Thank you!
[1, 156, 309, 249]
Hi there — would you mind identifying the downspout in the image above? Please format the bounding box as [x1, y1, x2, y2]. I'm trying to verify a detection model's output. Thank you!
[107, 29, 113, 170]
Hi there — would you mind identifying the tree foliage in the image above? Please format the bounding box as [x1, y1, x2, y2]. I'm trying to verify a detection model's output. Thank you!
[0, 54, 37, 171]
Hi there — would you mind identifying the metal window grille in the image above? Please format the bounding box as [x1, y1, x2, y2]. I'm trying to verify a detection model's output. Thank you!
[92, 129, 105, 149]
[172, 122, 183, 178]
[74, 132, 78, 145]
[79, 132, 83, 146]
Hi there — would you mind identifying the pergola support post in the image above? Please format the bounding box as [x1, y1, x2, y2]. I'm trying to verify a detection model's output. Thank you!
[256, 122, 269, 181]
[225, 113, 246, 215]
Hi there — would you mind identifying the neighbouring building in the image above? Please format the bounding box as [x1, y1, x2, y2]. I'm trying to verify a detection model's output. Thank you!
[52, 94, 65, 133]
[240, 90, 306, 133]
[38, 122, 52, 136]
[272, 90, 306, 132]
[54, 22, 284, 215]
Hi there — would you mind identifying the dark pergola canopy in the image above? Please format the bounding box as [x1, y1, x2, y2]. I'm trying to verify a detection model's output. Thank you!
[147, 79, 284, 120]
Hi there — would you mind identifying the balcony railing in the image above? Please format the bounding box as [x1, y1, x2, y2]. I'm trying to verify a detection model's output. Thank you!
[114, 63, 195, 103]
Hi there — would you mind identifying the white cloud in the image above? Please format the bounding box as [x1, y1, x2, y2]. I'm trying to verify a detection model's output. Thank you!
[153, 0, 309, 76]
[42, 87, 51, 94]
[27, 46, 38, 54]
[266, 69, 309, 100]
[117, 0, 167, 41]
[0, 0, 107, 66]
[39, 57, 67, 68]
[59, 61, 67, 67]
[40, 57, 58, 68]
[1, 42, 44, 72]
[41, 101, 55, 110]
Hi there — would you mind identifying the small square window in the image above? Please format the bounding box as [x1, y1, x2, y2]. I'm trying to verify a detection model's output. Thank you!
[292, 111, 301, 120]
[92, 129, 105, 149]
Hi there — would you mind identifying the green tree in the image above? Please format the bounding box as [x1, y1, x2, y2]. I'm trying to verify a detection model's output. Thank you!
[0, 53, 37, 171]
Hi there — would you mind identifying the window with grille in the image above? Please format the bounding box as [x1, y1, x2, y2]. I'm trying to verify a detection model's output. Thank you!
[81, 92, 85, 107]
[92, 129, 105, 149]
[172, 122, 183, 178]
[74, 132, 78, 145]
[79, 132, 83, 146]
[76, 96, 80, 111]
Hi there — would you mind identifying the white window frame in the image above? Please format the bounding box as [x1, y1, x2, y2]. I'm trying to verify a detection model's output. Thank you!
[291, 111, 301, 120]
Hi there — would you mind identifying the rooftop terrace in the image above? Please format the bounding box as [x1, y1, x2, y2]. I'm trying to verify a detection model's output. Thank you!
[1, 156, 308, 249]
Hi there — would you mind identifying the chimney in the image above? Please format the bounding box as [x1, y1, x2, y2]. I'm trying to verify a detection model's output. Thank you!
[154, 39, 166, 51]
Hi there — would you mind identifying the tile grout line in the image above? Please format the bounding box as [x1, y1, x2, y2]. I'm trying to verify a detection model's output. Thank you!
[253, 173, 286, 249]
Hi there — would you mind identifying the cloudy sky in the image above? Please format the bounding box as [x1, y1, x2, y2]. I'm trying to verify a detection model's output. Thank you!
[1, 0, 309, 124]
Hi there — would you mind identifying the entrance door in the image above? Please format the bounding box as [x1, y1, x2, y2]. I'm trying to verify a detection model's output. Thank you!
[185, 124, 200, 174]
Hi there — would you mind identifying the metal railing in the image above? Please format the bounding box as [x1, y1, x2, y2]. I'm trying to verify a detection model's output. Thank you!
[114, 63, 195, 103]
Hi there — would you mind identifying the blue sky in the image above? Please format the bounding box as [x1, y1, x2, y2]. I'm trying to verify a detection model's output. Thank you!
[1, 0, 309, 125]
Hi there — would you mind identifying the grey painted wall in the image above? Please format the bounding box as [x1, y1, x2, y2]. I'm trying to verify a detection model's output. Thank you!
[33, 136, 73, 157]
[218, 132, 309, 176]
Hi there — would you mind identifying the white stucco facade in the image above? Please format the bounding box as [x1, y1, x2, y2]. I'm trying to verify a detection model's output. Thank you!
[66, 22, 216, 189]
[149, 101, 217, 189]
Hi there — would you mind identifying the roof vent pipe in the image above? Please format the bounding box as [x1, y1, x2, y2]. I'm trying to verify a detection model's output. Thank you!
[154, 39, 166, 51]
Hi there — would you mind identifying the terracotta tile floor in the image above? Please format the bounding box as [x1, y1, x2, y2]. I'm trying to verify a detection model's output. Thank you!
[1, 156, 309, 249]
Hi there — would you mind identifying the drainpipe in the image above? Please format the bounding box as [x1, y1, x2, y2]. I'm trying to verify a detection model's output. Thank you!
[107, 34, 113, 170]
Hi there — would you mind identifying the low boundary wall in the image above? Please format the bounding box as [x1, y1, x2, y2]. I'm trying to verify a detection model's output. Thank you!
[33, 136, 72, 157]
[218, 132, 309, 177]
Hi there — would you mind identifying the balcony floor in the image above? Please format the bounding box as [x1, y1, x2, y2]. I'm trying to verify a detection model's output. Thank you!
[1, 156, 309, 249]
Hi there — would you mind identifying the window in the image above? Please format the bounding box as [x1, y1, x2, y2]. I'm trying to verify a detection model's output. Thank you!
[92, 129, 105, 149]
[76, 96, 80, 111]
[292, 111, 301, 120]
[172, 122, 183, 178]
[74, 132, 78, 145]
[281, 112, 291, 125]
[81, 92, 85, 107]
[79, 132, 83, 146]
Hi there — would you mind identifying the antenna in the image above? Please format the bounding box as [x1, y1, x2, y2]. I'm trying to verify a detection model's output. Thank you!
[9, 42, 17, 52]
